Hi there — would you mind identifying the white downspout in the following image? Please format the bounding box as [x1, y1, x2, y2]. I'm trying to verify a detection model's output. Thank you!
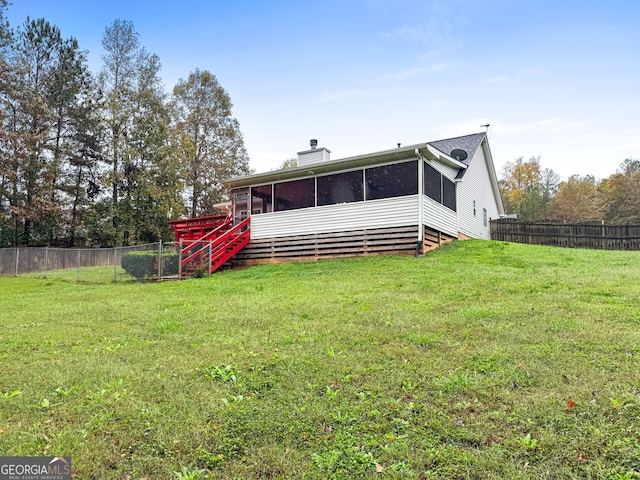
[415, 149, 425, 244]
[455, 179, 463, 238]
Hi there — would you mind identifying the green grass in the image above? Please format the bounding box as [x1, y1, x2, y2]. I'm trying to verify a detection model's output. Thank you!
[26, 265, 135, 283]
[1, 240, 640, 479]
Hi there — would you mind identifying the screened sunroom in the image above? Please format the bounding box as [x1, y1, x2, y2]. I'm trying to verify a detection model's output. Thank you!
[223, 132, 504, 265]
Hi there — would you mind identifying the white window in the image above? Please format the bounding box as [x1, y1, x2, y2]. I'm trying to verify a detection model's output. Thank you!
[483, 208, 487, 227]
[473, 200, 476, 216]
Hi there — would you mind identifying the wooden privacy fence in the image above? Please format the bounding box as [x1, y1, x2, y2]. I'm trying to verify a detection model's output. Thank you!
[490, 219, 640, 250]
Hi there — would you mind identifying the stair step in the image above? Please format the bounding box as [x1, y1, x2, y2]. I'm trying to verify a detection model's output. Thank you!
[178, 226, 250, 277]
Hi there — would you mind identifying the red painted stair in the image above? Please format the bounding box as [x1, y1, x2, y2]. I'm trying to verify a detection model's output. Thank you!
[170, 214, 250, 278]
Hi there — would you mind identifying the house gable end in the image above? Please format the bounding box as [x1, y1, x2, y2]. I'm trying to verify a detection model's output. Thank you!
[428, 133, 486, 166]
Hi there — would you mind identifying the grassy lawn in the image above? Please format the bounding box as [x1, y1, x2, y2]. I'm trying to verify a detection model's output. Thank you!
[26, 265, 135, 283]
[1, 240, 639, 479]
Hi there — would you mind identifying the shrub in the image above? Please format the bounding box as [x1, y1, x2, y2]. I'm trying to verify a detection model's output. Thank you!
[121, 251, 178, 280]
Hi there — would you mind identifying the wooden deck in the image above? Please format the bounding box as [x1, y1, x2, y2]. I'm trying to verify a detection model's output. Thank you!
[233, 225, 456, 266]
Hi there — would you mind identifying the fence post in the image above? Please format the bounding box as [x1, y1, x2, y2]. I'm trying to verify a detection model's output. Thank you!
[114, 247, 118, 283]
[76, 249, 80, 282]
[45, 247, 49, 272]
[158, 240, 163, 281]
[178, 239, 183, 280]
[15, 248, 19, 276]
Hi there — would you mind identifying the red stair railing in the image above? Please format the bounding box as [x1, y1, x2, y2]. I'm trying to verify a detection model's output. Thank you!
[178, 217, 250, 277]
[180, 215, 233, 266]
[208, 217, 251, 273]
[169, 214, 230, 241]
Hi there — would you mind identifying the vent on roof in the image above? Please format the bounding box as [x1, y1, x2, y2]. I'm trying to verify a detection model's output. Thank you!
[450, 149, 468, 162]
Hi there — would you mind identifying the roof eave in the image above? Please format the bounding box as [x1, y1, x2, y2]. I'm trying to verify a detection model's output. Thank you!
[481, 139, 505, 215]
[223, 144, 428, 188]
[423, 145, 468, 170]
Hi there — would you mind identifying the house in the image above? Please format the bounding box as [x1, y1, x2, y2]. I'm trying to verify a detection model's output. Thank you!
[220, 132, 504, 266]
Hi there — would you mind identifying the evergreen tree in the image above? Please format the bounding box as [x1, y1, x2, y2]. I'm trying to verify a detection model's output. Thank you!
[98, 19, 141, 244]
[0, 18, 63, 245]
[2, 14, 252, 246]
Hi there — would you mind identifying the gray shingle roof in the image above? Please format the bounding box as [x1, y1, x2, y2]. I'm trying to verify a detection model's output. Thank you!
[428, 132, 486, 166]
[226, 132, 489, 187]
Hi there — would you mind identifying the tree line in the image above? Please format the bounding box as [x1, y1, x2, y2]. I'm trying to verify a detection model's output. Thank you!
[0, 3, 250, 247]
[499, 156, 640, 224]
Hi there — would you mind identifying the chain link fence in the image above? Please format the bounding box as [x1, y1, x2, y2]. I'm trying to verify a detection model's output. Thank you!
[158, 242, 180, 279]
[0, 242, 185, 283]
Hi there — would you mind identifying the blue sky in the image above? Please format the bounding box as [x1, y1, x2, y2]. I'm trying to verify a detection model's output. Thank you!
[6, 0, 640, 180]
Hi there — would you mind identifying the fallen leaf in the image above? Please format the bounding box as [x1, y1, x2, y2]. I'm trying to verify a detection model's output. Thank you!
[375, 463, 384, 473]
[302, 432, 308, 441]
[577, 453, 588, 463]
[567, 399, 576, 409]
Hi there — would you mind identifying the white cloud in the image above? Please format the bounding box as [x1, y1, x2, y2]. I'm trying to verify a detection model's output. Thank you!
[535, 119, 591, 131]
[448, 118, 591, 135]
[382, 0, 475, 64]
[573, 129, 640, 160]
[439, 119, 640, 180]
[484, 67, 547, 84]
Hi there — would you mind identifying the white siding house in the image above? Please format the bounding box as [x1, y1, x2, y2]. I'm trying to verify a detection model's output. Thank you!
[456, 142, 503, 239]
[251, 196, 420, 240]
[224, 133, 504, 263]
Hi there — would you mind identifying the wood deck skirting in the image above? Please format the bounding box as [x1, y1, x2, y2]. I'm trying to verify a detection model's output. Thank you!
[232, 225, 456, 266]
